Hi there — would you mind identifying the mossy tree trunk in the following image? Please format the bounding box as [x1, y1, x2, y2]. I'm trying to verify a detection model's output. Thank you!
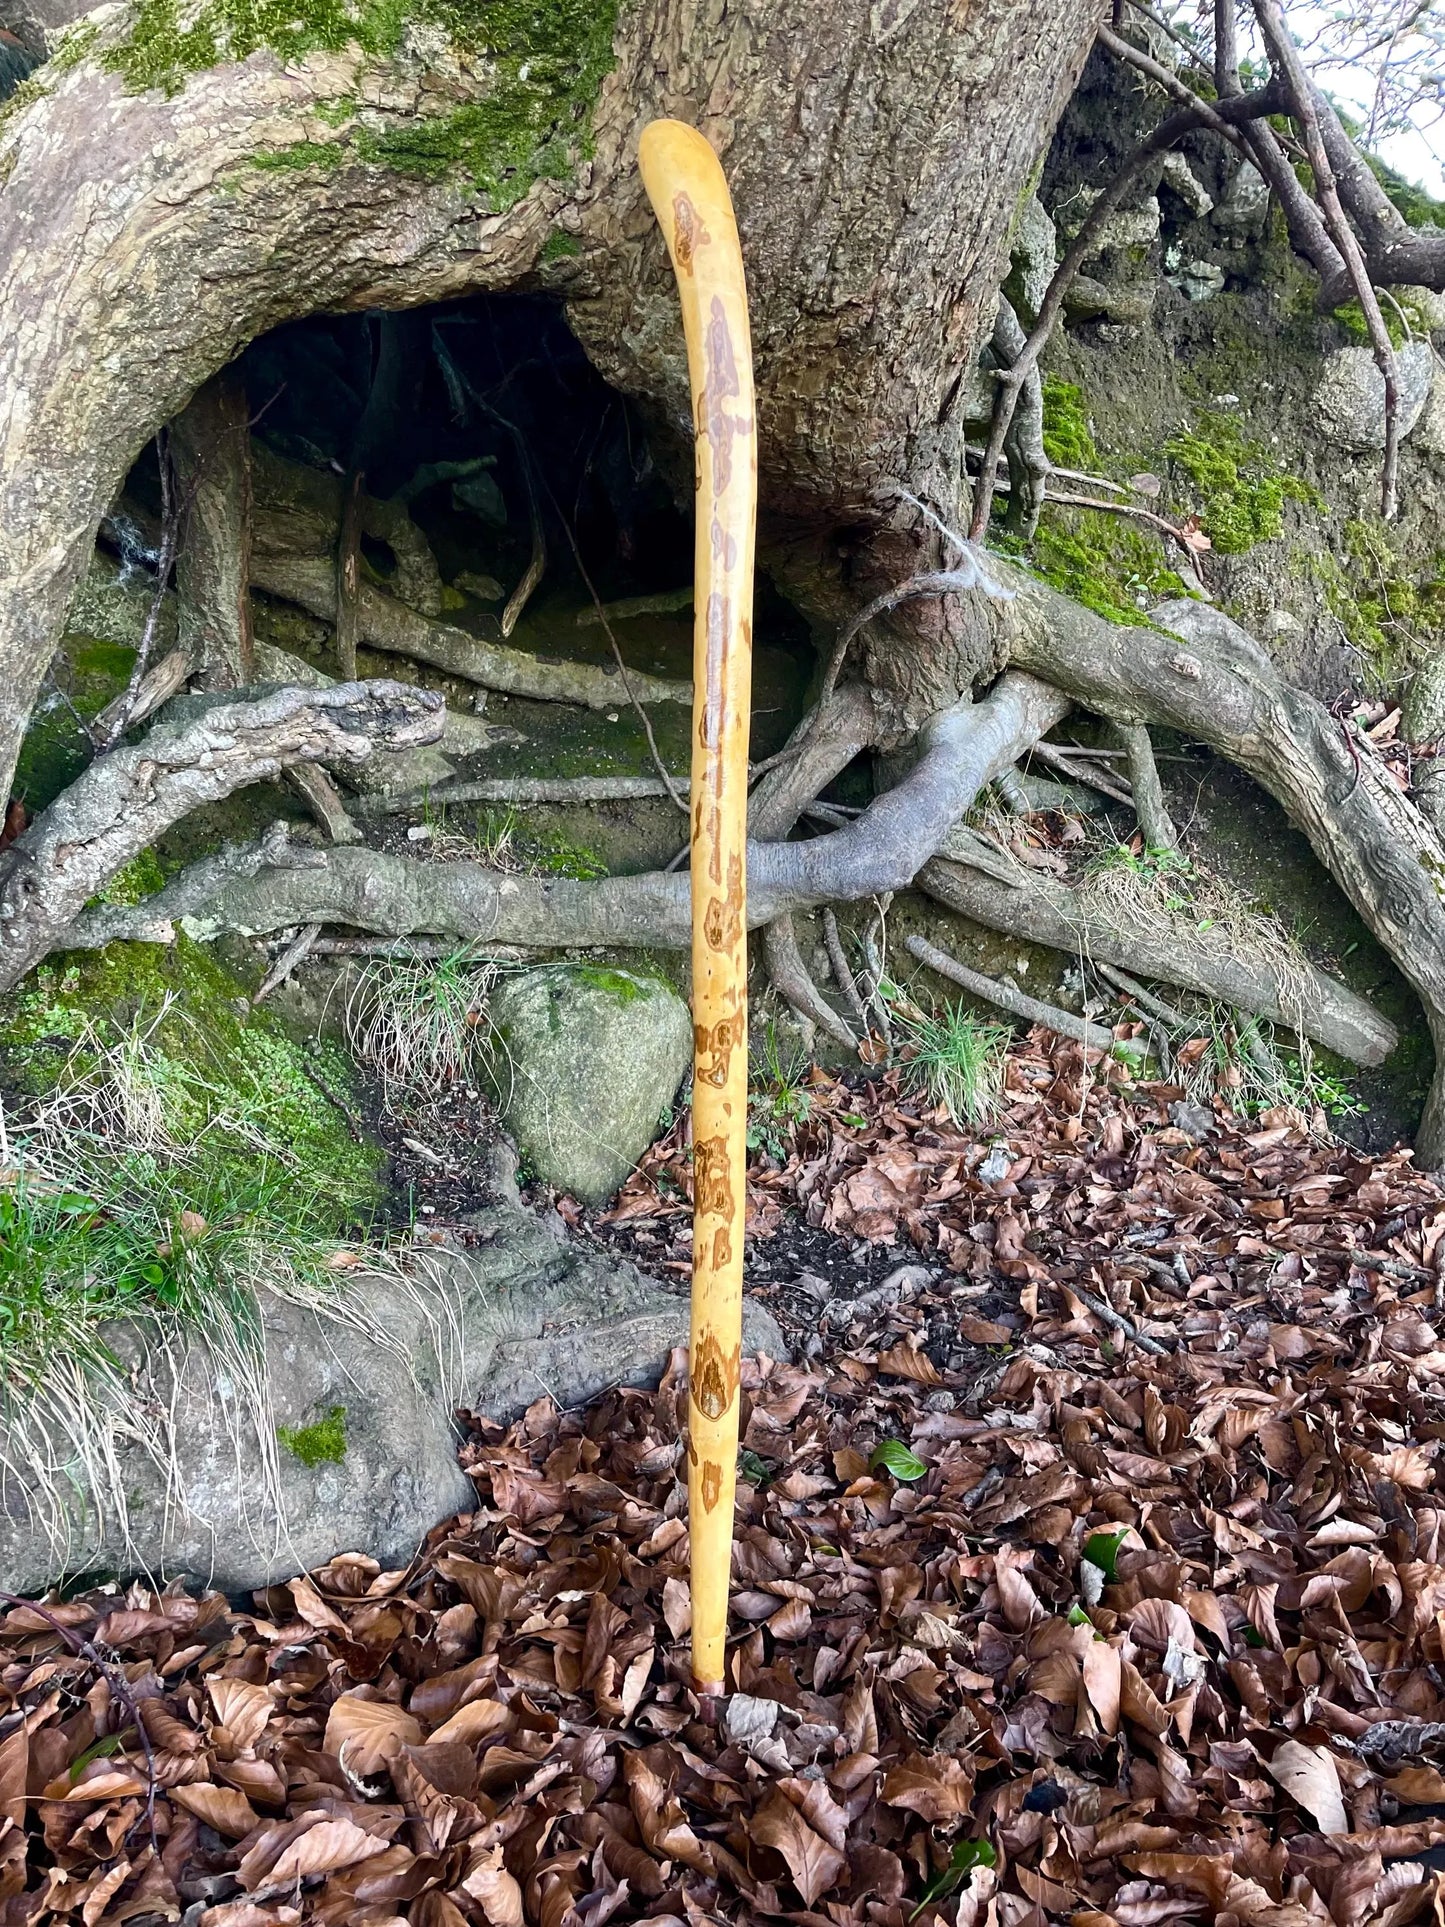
[0, 0, 1104, 807]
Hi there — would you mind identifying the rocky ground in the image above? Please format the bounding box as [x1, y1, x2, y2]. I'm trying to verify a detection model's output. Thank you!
[6, 1034, 1445, 1925]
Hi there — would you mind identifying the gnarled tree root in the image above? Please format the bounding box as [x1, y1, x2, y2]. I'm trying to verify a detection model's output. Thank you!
[916, 856, 1391, 1066]
[0, 681, 443, 991]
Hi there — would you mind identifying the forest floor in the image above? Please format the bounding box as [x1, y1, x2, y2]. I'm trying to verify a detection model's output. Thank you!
[7, 1036, 1445, 1927]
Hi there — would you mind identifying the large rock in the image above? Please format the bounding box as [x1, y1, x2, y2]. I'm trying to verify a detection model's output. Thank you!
[1312, 340, 1435, 452]
[487, 964, 692, 1203]
[0, 1193, 783, 1595]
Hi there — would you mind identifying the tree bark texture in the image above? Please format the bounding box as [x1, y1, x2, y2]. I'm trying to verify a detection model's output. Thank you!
[171, 371, 254, 690]
[0, 0, 1106, 805]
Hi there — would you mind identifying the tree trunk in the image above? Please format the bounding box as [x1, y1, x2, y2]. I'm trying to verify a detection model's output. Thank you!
[0, 0, 1105, 805]
[171, 371, 254, 691]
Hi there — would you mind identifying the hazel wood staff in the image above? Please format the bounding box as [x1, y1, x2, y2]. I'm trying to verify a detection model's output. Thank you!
[637, 118, 757, 1698]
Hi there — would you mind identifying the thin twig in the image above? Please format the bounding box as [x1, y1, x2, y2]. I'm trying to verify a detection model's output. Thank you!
[822, 906, 871, 1033]
[252, 922, 322, 1004]
[1069, 1283, 1172, 1355]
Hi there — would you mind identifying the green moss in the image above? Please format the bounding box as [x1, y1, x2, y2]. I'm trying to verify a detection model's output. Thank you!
[13, 635, 137, 814]
[569, 963, 649, 1003]
[1041, 377, 1100, 471]
[251, 139, 345, 171]
[93, 850, 167, 908]
[0, 937, 380, 1218]
[278, 1404, 347, 1466]
[540, 227, 580, 260]
[1165, 409, 1317, 554]
[1004, 515, 1181, 626]
[105, 0, 619, 209]
[1333, 294, 1430, 349]
[1313, 520, 1445, 690]
[533, 827, 607, 878]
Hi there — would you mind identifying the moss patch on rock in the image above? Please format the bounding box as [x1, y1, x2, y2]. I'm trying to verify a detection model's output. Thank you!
[278, 1404, 347, 1466]
[1165, 410, 1317, 555]
[0, 935, 381, 1221]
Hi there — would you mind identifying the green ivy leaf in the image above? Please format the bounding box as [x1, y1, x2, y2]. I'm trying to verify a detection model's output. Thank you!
[737, 1448, 772, 1488]
[910, 1839, 998, 1918]
[1083, 1527, 1129, 1580]
[869, 1439, 928, 1482]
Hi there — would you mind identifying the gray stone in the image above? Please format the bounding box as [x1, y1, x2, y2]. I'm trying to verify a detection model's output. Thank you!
[1082, 196, 1160, 262]
[1406, 353, 1445, 457]
[0, 1196, 783, 1595]
[977, 1143, 1013, 1186]
[1168, 257, 1226, 303]
[1009, 194, 1057, 321]
[487, 964, 692, 1204]
[1159, 152, 1213, 218]
[1312, 339, 1435, 452]
[1212, 160, 1270, 237]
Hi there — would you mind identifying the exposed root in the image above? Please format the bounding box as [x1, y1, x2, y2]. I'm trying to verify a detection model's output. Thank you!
[0, 681, 443, 991]
[1117, 722, 1179, 850]
[763, 916, 858, 1050]
[918, 847, 1393, 1068]
[250, 555, 692, 710]
[906, 932, 1138, 1059]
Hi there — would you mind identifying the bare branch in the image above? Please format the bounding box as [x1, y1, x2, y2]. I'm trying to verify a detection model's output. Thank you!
[1255, 0, 1401, 519]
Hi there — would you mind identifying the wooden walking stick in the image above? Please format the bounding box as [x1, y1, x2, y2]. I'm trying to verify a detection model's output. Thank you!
[638, 119, 756, 1698]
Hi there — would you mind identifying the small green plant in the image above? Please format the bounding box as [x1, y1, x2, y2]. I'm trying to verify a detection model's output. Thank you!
[746, 1022, 812, 1159]
[345, 949, 497, 1100]
[870, 1439, 927, 1481]
[894, 1000, 1012, 1128]
[911, 1841, 998, 1918]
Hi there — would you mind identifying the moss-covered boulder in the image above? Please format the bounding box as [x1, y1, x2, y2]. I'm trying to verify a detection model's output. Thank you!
[486, 964, 691, 1203]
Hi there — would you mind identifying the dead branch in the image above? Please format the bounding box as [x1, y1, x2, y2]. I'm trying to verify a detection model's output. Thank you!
[358, 774, 688, 816]
[1254, 0, 1400, 520]
[251, 553, 691, 711]
[1118, 722, 1179, 850]
[905, 932, 1139, 1059]
[252, 922, 322, 1003]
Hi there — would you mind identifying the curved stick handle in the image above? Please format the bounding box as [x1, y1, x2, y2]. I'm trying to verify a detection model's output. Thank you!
[638, 118, 757, 1696]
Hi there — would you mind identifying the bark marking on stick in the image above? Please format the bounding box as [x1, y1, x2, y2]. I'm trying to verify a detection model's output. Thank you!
[704, 297, 751, 498]
[693, 1135, 734, 1217]
[695, 1015, 739, 1087]
[701, 1461, 723, 1511]
[672, 194, 708, 273]
[692, 1334, 740, 1423]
